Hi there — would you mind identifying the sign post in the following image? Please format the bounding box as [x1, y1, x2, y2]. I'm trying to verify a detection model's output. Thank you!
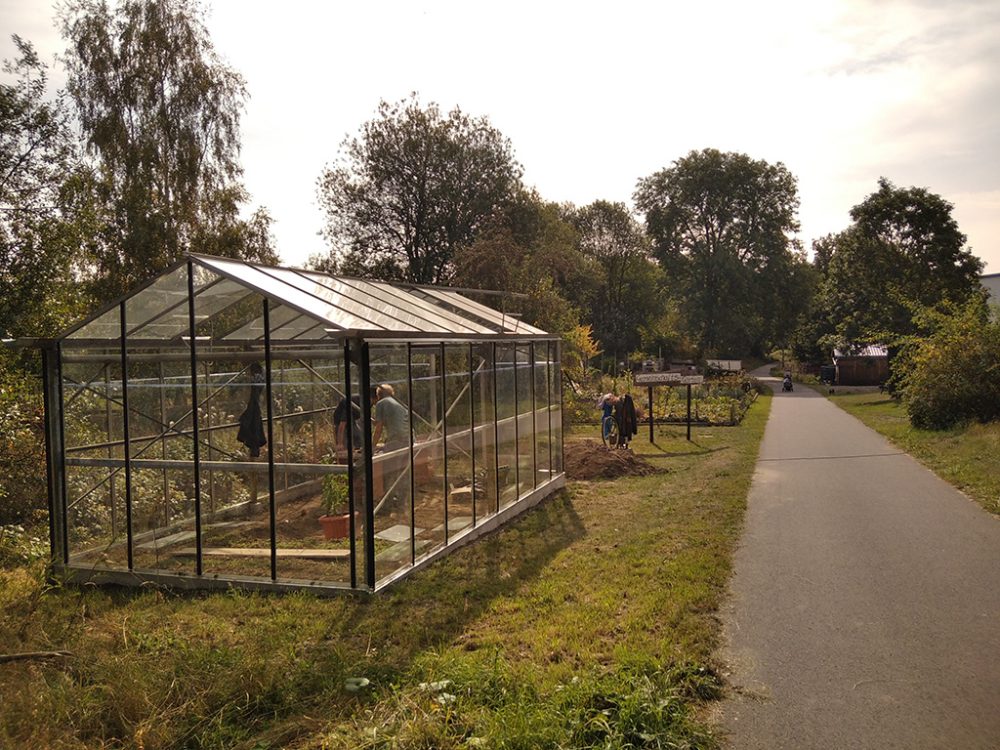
[635, 372, 704, 442]
[647, 385, 654, 443]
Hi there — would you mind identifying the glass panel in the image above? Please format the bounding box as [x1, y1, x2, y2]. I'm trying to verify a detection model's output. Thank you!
[194, 256, 377, 332]
[122, 266, 188, 335]
[515, 344, 535, 498]
[471, 343, 496, 524]
[534, 343, 551, 487]
[189, 280, 275, 580]
[63, 348, 126, 567]
[271, 346, 351, 585]
[66, 306, 122, 341]
[421, 288, 547, 335]
[128, 275, 251, 341]
[445, 344, 473, 538]
[341, 278, 493, 334]
[409, 345, 445, 560]
[495, 344, 518, 510]
[370, 343, 414, 582]
[298, 271, 440, 333]
[223, 304, 319, 342]
[128, 353, 196, 574]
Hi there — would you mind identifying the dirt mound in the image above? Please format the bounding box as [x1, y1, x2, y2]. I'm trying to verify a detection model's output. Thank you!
[564, 439, 661, 480]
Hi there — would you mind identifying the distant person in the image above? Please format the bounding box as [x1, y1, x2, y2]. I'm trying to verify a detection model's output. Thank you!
[597, 392, 618, 440]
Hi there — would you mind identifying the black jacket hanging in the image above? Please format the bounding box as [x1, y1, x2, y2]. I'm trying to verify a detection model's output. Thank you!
[614, 394, 638, 445]
[237, 365, 267, 458]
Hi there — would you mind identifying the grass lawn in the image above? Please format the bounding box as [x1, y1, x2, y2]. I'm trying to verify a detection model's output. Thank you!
[824, 391, 1000, 516]
[0, 396, 770, 750]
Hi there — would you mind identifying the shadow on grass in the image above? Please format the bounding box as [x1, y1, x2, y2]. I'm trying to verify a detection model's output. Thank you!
[334, 491, 586, 655]
[642, 442, 729, 458]
[68, 489, 586, 673]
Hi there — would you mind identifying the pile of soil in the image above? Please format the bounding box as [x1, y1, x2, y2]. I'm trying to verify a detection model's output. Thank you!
[564, 439, 661, 480]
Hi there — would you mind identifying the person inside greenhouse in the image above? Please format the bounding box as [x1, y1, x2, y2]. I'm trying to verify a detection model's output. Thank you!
[373, 383, 410, 509]
[332, 394, 362, 460]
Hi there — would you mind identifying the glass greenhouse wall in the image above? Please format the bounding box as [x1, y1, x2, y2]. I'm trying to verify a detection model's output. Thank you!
[35, 254, 564, 593]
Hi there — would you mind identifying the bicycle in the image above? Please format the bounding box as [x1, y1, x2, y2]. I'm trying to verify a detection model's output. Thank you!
[601, 415, 619, 448]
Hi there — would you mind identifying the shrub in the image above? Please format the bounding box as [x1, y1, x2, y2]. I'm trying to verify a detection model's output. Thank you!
[0, 365, 47, 528]
[900, 303, 1000, 429]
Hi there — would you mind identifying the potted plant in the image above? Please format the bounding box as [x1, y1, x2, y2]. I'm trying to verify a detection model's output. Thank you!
[318, 473, 354, 540]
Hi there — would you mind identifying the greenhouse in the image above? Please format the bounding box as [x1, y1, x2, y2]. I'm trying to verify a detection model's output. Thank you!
[30, 254, 564, 593]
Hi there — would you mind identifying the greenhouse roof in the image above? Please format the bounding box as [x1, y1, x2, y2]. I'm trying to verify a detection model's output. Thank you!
[56, 254, 550, 345]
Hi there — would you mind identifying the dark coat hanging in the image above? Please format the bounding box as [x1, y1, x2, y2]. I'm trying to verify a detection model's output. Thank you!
[614, 394, 638, 446]
[237, 364, 267, 457]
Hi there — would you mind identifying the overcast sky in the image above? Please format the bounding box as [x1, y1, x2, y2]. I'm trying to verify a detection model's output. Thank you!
[3, 0, 999, 273]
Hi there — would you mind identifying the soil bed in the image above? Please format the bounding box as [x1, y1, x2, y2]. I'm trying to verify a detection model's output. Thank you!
[564, 439, 662, 480]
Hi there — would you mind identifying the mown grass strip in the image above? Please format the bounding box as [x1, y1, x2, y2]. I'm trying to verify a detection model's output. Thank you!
[825, 391, 1000, 516]
[0, 396, 771, 750]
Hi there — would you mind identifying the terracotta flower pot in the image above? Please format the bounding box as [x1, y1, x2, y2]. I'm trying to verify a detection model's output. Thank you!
[318, 513, 355, 540]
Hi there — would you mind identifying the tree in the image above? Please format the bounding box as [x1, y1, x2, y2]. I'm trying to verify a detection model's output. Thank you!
[316, 95, 523, 284]
[0, 36, 93, 339]
[895, 300, 1000, 429]
[568, 200, 662, 356]
[60, 0, 275, 301]
[634, 148, 804, 356]
[814, 178, 984, 349]
[452, 191, 594, 336]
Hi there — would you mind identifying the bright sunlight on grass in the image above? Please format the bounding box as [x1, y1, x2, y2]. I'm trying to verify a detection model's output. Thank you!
[0, 395, 770, 749]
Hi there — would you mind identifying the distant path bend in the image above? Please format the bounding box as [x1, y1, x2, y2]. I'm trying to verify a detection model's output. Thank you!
[719, 368, 1000, 749]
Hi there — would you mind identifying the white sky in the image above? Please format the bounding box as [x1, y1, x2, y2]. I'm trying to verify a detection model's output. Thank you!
[3, 0, 999, 273]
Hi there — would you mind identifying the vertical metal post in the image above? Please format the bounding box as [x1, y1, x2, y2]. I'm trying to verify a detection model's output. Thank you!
[205, 361, 216, 514]
[158, 360, 169, 528]
[512, 344, 520, 498]
[41, 348, 58, 563]
[468, 343, 476, 526]
[119, 302, 134, 570]
[440, 342, 448, 544]
[55, 344, 68, 564]
[186, 261, 204, 575]
[407, 343, 416, 564]
[492, 342, 500, 513]
[263, 300, 278, 580]
[280, 360, 288, 492]
[547, 341, 553, 478]
[529, 343, 537, 489]
[343, 340, 357, 589]
[556, 341, 564, 471]
[686, 383, 692, 442]
[104, 365, 117, 537]
[648, 385, 654, 443]
[359, 341, 376, 590]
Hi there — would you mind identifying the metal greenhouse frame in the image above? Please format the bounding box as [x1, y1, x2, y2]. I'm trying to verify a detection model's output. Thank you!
[24, 254, 565, 593]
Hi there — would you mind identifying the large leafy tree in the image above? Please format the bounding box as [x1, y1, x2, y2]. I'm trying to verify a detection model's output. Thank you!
[568, 200, 662, 356]
[60, 0, 275, 301]
[316, 96, 523, 284]
[814, 178, 984, 349]
[0, 36, 95, 339]
[634, 148, 805, 356]
[452, 191, 592, 336]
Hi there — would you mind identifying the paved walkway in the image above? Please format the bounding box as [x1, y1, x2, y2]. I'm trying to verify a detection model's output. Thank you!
[719, 371, 1000, 749]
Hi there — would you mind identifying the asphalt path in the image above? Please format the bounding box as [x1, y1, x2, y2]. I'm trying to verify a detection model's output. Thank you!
[718, 371, 1000, 749]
